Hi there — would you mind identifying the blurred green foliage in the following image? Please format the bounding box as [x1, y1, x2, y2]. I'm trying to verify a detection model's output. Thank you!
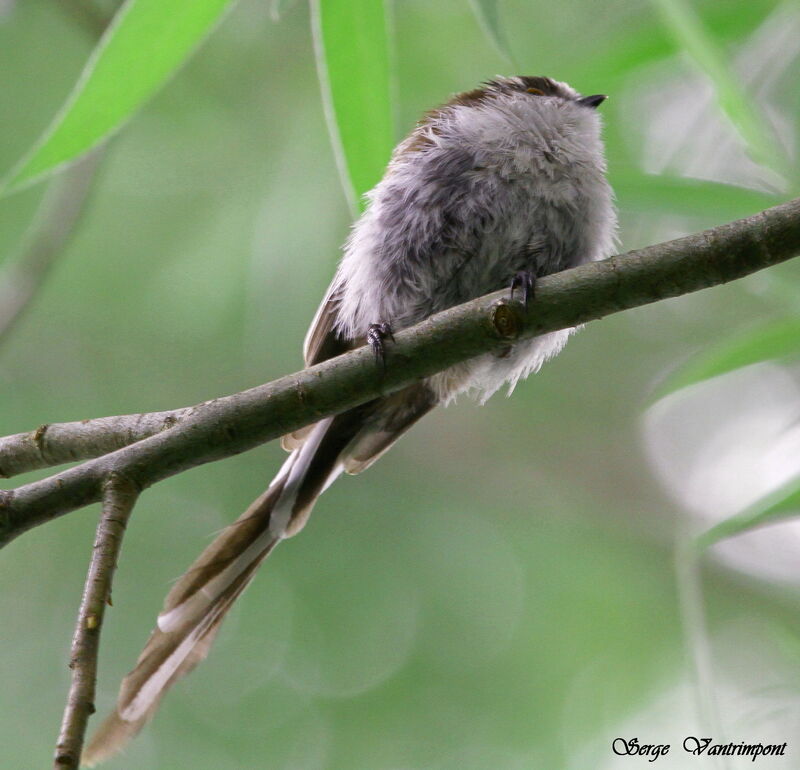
[653, 0, 783, 173]
[1, 1, 799, 768]
[655, 318, 800, 400]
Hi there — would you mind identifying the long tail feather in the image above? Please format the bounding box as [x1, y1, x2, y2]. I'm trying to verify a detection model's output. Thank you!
[82, 418, 337, 766]
[81, 548, 269, 766]
[83, 386, 436, 766]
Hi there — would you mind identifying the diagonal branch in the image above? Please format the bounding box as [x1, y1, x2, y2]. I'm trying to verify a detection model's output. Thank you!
[53, 472, 139, 770]
[0, 406, 200, 479]
[1, 197, 799, 549]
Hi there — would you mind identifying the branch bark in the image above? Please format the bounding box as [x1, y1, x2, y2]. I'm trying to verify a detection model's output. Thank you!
[1, 197, 799, 549]
[53, 473, 138, 770]
[0, 406, 199, 478]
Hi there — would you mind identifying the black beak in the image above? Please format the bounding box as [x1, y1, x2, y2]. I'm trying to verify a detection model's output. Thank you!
[577, 94, 607, 109]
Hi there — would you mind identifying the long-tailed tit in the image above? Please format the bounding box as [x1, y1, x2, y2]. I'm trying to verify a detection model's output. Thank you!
[84, 76, 617, 765]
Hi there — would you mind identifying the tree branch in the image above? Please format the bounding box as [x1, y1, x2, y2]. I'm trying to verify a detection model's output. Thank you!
[1, 197, 799, 549]
[0, 406, 201, 478]
[53, 473, 138, 770]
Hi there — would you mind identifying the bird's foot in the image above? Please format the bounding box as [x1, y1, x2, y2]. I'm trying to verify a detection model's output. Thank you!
[509, 270, 536, 307]
[367, 323, 395, 369]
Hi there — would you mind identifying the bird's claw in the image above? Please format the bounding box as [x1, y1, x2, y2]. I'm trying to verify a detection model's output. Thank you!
[367, 323, 395, 369]
[510, 270, 536, 307]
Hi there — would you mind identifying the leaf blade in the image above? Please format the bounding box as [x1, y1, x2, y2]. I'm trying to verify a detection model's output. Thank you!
[695, 475, 800, 551]
[652, 0, 784, 176]
[612, 172, 781, 220]
[654, 318, 800, 400]
[3, 0, 236, 193]
[311, 0, 394, 213]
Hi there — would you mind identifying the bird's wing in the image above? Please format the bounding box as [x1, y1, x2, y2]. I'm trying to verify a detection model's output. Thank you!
[303, 276, 350, 367]
[281, 278, 352, 452]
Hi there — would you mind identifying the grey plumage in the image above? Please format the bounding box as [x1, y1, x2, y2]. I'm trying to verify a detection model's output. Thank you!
[335, 76, 616, 400]
[83, 75, 617, 765]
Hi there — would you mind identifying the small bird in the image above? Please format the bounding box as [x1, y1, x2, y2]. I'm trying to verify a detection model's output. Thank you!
[83, 76, 617, 765]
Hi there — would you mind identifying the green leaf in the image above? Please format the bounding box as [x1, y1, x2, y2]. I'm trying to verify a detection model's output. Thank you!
[467, 0, 517, 67]
[311, 0, 394, 213]
[651, 0, 784, 176]
[2, 0, 236, 194]
[654, 318, 800, 400]
[612, 172, 781, 220]
[695, 475, 800, 551]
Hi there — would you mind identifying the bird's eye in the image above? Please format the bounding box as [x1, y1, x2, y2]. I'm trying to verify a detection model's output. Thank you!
[526, 87, 545, 95]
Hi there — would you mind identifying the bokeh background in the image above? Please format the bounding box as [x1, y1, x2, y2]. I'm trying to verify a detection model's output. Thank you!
[2, 0, 800, 768]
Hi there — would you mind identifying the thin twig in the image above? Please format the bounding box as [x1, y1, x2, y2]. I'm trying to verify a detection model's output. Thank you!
[0, 406, 201, 479]
[53, 472, 139, 770]
[0, 148, 105, 348]
[1, 197, 799, 549]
